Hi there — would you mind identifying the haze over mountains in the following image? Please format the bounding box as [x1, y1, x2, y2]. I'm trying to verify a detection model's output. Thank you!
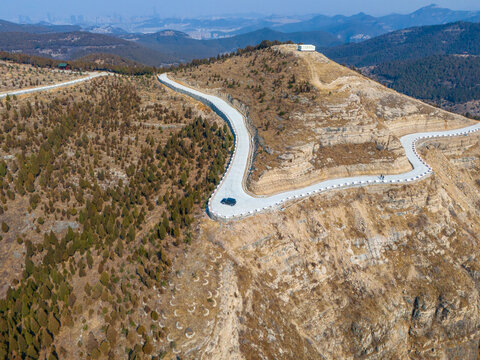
[1, 4, 480, 67]
[9, 4, 480, 41]
[273, 4, 480, 42]
[1, 3, 480, 113]
[0, 19, 80, 34]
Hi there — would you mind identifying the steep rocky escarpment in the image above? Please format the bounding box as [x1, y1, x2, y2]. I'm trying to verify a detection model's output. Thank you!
[99, 47, 480, 359]
[193, 133, 480, 358]
[174, 45, 475, 196]
[135, 131, 478, 359]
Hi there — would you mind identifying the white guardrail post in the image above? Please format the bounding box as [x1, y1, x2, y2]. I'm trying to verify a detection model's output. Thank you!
[157, 74, 480, 221]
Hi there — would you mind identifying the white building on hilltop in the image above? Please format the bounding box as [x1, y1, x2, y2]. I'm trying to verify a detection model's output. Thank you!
[297, 44, 316, 52]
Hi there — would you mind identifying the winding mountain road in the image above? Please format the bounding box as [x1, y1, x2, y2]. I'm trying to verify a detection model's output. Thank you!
[0, 72, 109, 99]
[161, 73, 480, 220]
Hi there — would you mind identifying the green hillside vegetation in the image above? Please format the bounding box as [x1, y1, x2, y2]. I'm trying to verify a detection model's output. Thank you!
[0, 76, 232, 358]
[367, 55, 480, 104]
[324, 21, 480, 67]
[323, 21, 480, 118]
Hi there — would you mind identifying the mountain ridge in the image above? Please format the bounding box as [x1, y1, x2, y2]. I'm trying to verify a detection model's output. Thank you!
[273, 4, 480, 42]
[124, 27, 342, 62]
[0, 19, 80, 33]
[323, 21, 480, 67]
[0, 31, 175, 66]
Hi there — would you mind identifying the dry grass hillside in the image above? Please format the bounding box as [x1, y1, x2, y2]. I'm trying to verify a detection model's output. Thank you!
[1, 47, 480, 360]
[174, 44, 475, 195]
[0, 60, 84, 93]
[152, 46, 480, 359]
[160, 131, 480, 359]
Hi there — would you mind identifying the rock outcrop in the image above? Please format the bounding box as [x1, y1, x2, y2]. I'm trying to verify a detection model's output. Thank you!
[197, 136, 480, 358]
[174, 44, 475, 196]
[166, 44, 480, 359]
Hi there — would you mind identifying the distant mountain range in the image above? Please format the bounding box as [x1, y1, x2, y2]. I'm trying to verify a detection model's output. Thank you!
[0, 31, 175, 66]
[0, 26, 341, 66]
[126, 28, 341, 62]
[323, 21, 480, 67]
[0, 19, 80, 33]
[128, 15, 306, 39]
[1, 4, 480, 68]
[273, 4, 480, 42]
[85, 4, 480, 42]
[7, 4, 480, 42]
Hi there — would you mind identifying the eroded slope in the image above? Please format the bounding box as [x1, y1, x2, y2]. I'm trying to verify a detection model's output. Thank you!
[174, 44, 474, 195]
[159, 131, 480, 359]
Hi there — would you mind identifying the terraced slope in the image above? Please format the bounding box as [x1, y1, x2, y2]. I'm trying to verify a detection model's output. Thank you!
[157, 49, 480, 356]
[159, 74, 479, 220]
[173, 44, 474, 197]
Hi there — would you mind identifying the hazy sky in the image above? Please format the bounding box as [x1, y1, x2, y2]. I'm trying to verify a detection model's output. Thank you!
[4, 0, 480, 21]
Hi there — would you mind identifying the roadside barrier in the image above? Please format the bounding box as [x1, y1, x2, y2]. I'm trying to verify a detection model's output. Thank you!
[0, 72, 108, 99]
[158, 73, 480, 221]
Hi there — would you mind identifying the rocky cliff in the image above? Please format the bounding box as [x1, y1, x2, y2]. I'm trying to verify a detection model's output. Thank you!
[159, 46, 480, 359]
[159, 133, 480, 359]
[174, 44, 474, 196]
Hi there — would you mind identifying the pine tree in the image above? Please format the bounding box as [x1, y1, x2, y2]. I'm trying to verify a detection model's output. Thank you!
[47, 313, 60, 336]
[0, 161, 6, 177]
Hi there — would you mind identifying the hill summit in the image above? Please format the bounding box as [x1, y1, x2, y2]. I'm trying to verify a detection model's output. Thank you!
[156, 44, 480, 359]
[173, 44, 474, 195]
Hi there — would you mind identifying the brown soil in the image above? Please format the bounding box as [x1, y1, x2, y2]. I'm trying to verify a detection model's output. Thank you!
[0, 60, 84, 93]
[173, 44, 475, 196]
[156, 131, 480, 359]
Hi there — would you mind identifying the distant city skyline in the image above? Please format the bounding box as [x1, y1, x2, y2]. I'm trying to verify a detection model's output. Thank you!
[4, 0, 480, 23]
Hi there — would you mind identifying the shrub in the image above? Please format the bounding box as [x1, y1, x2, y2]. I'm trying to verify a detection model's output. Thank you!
[0, 161, 6, 177]
[99, 340, 110, 355]
[106, 327, 117, 345]
[136, 325, 146, 335]
[47, 313, 60, 336]
[100, 272, 109, 286]
[143, 339, 153, 354]
[30, 194, 41, 209]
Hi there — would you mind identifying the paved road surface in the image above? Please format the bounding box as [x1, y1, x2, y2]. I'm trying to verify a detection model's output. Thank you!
[0, 72, 109, 99]
[161, 73, 480, 220]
